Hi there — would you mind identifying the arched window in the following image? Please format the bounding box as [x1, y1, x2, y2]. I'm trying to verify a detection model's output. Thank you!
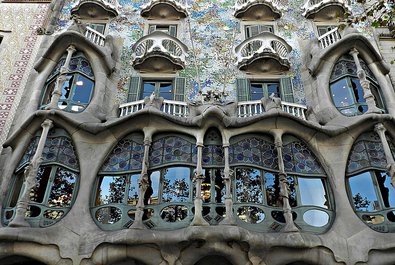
[92, 133, 197, 230]
[40, 52, 94, 113]
[346, 131, 395, 233]
[329, 55, 385, 116]
[230, 134, 333, 233]
[2, 128, 79, 227]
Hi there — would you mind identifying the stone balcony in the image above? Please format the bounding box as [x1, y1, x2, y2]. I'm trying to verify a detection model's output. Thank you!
[234, 0, 282, 20]
[119, 98, 307, 120]
[302, 0, 351, 21]
[71, 0, 119, 19]
[132, 31, 188, 72]
[234, 32, 292, 74]
[141, 0, 188, 20]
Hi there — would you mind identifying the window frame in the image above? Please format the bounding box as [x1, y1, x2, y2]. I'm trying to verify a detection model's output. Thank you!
[145, 20, 181, 38]
[240, 21, 277, 40]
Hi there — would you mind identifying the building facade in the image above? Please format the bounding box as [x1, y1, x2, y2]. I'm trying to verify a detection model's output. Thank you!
[0, 0, 395, 264]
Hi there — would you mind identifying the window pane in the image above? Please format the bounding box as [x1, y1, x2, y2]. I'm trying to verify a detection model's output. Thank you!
[42, 81, 55, 106]
[127, 174, 140, 206]
[31, 166, 51, 203]
[330, 78, 353, 108]
[162, 167, 190, 202]
[96, 176, 126, 205]
[214, 169, 225, 203]
[47, 167, 77, 207]
[159, 82, 173, 100]
[267, 83, 280, 98]
[143, 82, 156, 99]
[9, 172, 24, 207]
[350, 78, 365, 104]
[265, 172, 296, 207]
[298, 177, 328, 208]
[250, 83, 264, 100]
[375, 171, 395, 208]
[148, 171, 160, 205]
[235, 168, 263, 203]
[60, 75, 73, 100]
[72, 75, 94, 104]
[349, 172, 379, 211]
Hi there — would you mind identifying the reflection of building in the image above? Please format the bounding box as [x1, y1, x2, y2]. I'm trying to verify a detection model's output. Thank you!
[1, 0, 395, 264]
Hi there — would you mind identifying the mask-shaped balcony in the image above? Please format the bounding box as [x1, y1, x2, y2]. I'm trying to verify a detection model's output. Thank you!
[71, 0, 119, 20]
[234, 32, 292, 74]
[141, 0, 188, 20]
[132, 31, 188, 73]
[234, 0, 282, 20]
[302, 0, 351, 21]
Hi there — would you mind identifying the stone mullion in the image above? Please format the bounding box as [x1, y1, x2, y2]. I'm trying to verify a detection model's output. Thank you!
[47, 45, 77, 110]
[130, 138, 151, 229]
[9, 119, 54, 227]
[191, 143, 209, 226]
[275, 133, 298, 232]
[220, 144, 235, 225]
[349, 48, 382, 114]
[374, 123, 395, 187]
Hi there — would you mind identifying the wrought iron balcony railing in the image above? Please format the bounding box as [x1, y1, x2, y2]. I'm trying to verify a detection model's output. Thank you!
[132, 31, 188, 71]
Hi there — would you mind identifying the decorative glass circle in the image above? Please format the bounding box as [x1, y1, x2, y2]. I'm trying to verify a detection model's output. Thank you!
[237, 206, 265, 224]
[95, 207, 122, 224]
[303, 210, 329, 227]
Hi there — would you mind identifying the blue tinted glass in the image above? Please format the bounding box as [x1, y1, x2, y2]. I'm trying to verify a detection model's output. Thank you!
[159, 83, 173, 100]
[267, 83, 280, 97]
[162, 167, 190, 202]
[143, 82, 156, 99]
[60, 75, 73, 100]
[375, 171, 395, 208]
[351, 78, 365, 103]
[250, 84, 264, 100]
[298, 178, 328, 208]
[72, 75, 94, 104]
[127, 174, 140, 205]
[330, 78, 353, 108]
[349, 172, 379, 212]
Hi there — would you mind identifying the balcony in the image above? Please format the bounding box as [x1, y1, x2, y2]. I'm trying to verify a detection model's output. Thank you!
[141, 0, 188, 20]
[132, 31, 188, 73]
[234, 0, 282, 20]
[318, 27, 341, 49]
[237, 100, 307, 119]
[234, 32, 292, 74]
[302, 0, 351, 21]
[84, 26, 106, 46]
[119, 99, 189, 117]
[71, 0, 119, 19]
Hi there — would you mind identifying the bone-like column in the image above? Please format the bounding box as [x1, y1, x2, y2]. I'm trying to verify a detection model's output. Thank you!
[374, 123, 395, 187]
[220, 144, 235, 225]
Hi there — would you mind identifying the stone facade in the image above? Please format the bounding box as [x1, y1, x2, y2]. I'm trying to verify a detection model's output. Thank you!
[1, 0, 395, 265]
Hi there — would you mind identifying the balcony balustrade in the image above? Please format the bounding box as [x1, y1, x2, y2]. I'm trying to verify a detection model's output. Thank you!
[132, 31, 188, 72]
[119, 99, 189, 117]
[85, 26, 106, 46]
[234, 32, 292, 73]
[318, 27, 341, 49]
[302, 0, 351, 20]
[237, 100, 307, 119]
[234, 0, 282, 20]
[141, 0, 188, 19]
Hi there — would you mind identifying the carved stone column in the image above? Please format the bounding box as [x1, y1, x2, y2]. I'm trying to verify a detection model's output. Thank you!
[274, 133, 298, 232]
[191, 143, 209, 226]
[349, 48, 382, 114]
[46, 45, 76, 110]
[131, 138, 151, 229]
[220, 144, 235, 225]
[374, 123, 395, 187]
[9, 119, 53, 227]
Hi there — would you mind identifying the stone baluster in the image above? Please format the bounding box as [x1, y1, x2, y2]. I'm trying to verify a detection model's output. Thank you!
[46, 45, 77, 110]
[191, 143, 209, 226]
[9, 119, 53, 227]
[349, 48, 382, 114]
[220, 143, 235, 225]
[131, 138, 152, 229]
[274, 133, 298, 232]
[374, 123, 395, 187]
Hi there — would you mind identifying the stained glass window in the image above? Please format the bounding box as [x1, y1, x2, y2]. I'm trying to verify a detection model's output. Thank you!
[101, 134, 144, 173]
[282, 136, 324, 175]
[150, 135, 197, 167]
[229, 136, 278, 170]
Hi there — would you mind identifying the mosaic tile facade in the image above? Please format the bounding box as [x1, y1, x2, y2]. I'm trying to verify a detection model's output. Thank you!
[0, 3, 49, 149]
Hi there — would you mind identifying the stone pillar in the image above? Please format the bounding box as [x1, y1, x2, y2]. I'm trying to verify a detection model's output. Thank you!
[274, 133, 298, 232]
[349, 48, 382, 114]
[220, 144, 235, 225]
[130, 138, 151, 229]
[374, 123, 395, 187]
[191, 143, 209, 226]
[46, 45, 76, 110]
[9, 119, 53, 227]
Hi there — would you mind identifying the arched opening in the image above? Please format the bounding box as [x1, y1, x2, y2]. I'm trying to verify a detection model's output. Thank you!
[0, 255, 47, 265]
[346, 131, 395, 232]
[194, 255, 233, 265]
[2, 128, 80, 227]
